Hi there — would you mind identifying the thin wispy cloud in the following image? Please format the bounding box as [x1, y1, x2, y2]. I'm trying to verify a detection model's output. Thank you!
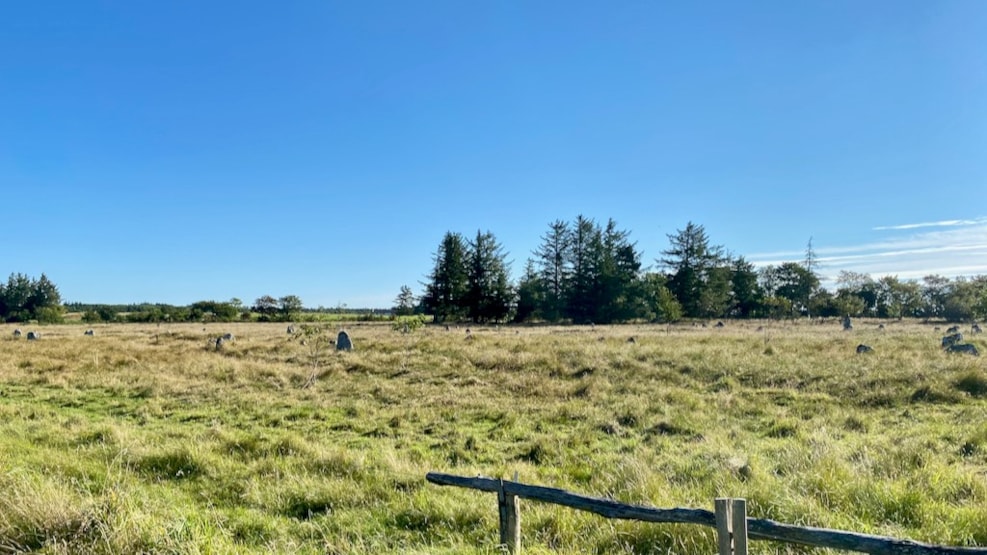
[748, 217, 987, 287]
[872, 218, 986, 231]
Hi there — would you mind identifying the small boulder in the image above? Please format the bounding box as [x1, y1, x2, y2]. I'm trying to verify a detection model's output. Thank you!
[26, 331, 39, 341]
[856, 344, 874, 354]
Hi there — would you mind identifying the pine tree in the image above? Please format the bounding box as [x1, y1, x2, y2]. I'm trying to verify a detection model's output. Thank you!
[422, 232, 469, 323]
[465, 230, 513, 323]
[594, 219, 643, 323]
[533, 220, 572, 322]
[566, 215, 602, 323]
[660, 222, 726, 318]
[393, 285, 417, 316]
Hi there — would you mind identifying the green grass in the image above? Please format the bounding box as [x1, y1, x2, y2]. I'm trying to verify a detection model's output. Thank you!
[0, 320, 985, 553]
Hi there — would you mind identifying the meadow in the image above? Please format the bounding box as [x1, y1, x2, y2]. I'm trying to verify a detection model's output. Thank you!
[1, 319, 986, 554]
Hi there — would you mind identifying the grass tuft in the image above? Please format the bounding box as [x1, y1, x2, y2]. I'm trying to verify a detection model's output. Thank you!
[955, 371, 987, 397]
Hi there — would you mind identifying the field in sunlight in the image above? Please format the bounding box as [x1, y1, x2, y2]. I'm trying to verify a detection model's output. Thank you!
[1, 319, 985, 554]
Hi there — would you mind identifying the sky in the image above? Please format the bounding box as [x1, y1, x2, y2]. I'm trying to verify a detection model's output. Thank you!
[1, 1, 985, 308]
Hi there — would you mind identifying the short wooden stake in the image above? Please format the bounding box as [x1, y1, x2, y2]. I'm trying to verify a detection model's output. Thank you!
[731, 498, 748, 555]
[498, 478, 521, 554]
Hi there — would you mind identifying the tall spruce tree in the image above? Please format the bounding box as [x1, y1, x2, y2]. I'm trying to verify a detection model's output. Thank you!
[594, 219, 643, 323]
[533, 220, 572, 322]
[465, 230, 513, 323]
[422, 232, 469, 322]
[566, 215, 602, 323]
[660, 222, 726, 318]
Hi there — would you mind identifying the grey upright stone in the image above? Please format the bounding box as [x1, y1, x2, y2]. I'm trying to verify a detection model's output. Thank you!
[942, 333, 964, 349]
[336, 330, 353, 351]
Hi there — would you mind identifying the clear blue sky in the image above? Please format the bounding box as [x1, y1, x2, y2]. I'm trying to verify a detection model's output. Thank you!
[2, 1, 985, 308]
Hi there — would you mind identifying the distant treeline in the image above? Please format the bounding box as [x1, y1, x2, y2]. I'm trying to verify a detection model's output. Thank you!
[412, 218, 987, 324]
[61, 298, 392, 324]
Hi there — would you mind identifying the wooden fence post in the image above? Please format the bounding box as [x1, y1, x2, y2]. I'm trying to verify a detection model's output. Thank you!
[716, 498, 748, 555]
[499, 478, 521, 554]
[731, 499, 748, 555]
[716, 498, 733, 555]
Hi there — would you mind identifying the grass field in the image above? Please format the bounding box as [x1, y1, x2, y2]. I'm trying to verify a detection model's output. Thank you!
[1, 320, 986, 554]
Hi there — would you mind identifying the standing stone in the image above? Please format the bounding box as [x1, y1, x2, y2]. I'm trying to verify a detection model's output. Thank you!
[287, 325, 295, 334]
[215, 337, 225, 350]
[842, 315, 853, 331]
[336, 330, 353, 351]
[26, 331, 39, 341]
[947, 343, 980, 356]
[13, 329, 21, 337]
[942, 333, 964, 349]
[84, 329, 95, 336]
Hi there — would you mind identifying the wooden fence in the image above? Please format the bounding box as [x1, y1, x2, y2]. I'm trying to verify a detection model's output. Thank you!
[426, 472, 987, 555]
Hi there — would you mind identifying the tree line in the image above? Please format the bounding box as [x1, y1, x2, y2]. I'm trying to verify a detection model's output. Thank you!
[0, 273, 63, 323]
[413, 218, 987, 324]
[67, 296, 306, 323]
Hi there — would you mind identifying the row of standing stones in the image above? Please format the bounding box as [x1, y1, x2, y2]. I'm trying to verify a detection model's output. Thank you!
[12, 328, 95, 340]
[9, 326, 356, 353]
[846, 317, 982, 356]
[213, 328, 353, 352]
[9, 320, 979, 356]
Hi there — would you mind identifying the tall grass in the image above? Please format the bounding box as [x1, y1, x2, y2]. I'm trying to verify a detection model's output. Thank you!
[0, 320, 985, 553]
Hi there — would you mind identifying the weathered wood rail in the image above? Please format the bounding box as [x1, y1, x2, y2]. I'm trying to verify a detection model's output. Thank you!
[426, 472, 987, 555]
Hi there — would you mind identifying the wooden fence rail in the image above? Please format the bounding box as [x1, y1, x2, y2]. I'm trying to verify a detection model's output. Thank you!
[426, 472, 987, 555]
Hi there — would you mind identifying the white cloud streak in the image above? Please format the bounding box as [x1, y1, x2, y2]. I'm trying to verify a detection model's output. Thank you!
[873, 218, 985, 231]
[748, 218, 987, 287]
